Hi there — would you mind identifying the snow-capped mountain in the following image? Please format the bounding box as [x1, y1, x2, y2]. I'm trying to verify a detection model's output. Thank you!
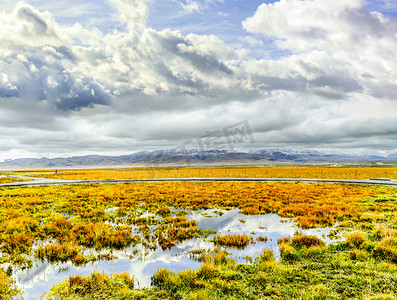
[0, 149, 395, 169]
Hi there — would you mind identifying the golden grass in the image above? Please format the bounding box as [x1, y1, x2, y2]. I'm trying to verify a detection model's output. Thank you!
[346, 231, 367, 248]
[0, 177, 28, 184]
[25, 165, 397, 180]
[42, 271, 135, 299]
[291, 234, 325, 248]
[213, 234, 253, 249]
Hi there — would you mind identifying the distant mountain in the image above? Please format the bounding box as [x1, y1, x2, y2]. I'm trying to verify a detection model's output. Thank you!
[0, 149, 396, 169]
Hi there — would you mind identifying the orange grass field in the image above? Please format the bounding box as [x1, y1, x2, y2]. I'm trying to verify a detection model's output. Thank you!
[21, 165, 397, 181]
[0, 182, 387, 258]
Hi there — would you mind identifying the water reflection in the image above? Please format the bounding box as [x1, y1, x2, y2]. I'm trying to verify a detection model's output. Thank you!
[16, 209, 336, 299]
[187, 208, 336, 261]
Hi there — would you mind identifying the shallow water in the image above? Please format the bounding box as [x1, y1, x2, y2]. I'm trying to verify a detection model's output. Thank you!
[185, 209, 336, 261]
[15, 208, 337, 299]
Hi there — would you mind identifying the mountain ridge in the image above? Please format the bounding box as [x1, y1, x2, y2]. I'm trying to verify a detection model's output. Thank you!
[1, 149, 396, 170]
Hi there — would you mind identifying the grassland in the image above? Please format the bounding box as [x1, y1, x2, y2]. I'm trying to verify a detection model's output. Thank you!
[17, 165, 397, 180]
[0, 177, 28, 184]
[1, 175, 397, 298]
[43, 243, 397, 299]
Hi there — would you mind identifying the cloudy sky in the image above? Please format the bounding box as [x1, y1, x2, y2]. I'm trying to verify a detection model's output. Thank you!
[1, 0, 397, 160]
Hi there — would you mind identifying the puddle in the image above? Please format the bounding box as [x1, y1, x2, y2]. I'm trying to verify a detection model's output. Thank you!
[14, 209, 337, 299]
[185, 208, 336, 261]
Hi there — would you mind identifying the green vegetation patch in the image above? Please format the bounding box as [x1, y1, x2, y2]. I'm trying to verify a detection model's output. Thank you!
[44, 241, 397, 299]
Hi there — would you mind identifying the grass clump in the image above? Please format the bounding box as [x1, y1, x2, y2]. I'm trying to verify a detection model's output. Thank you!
[373, 237, 397, 263]
[213, 234, 253, 249]
[35, 243, 91, 266]
[279, 242, 299, 262]
[0, 269, 22, 299]
[291, 234, 325, 249]
[346, 231, 367, 248]
[256, 236, 268, 243]
[43, 271, 135, 300]
[349, 249, 369, 261]
[278, 234, 327, 262]
[259, 249, 274, 262]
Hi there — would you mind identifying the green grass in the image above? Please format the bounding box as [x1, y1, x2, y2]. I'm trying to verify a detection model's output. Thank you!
[0, 268, 21, 299]
[43, 240, 397, 299]
[41, 271, 135, 300]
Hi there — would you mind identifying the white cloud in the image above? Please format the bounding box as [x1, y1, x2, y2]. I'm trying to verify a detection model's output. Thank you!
[107, 0, 150, 31]
[1, 0, 397, 159]
[239, 36, 263, 47]
[243, 0, 397, 100]
[0, 3, 110, 110]
[173, 0, 224, 13]
[243, 0, 365, 52]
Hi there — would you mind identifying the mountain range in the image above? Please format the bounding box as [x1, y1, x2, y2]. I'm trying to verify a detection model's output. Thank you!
[1, 149, 396, 169]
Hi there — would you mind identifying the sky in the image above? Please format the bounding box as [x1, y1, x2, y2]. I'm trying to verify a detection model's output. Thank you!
[1, 0, 397, 160]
